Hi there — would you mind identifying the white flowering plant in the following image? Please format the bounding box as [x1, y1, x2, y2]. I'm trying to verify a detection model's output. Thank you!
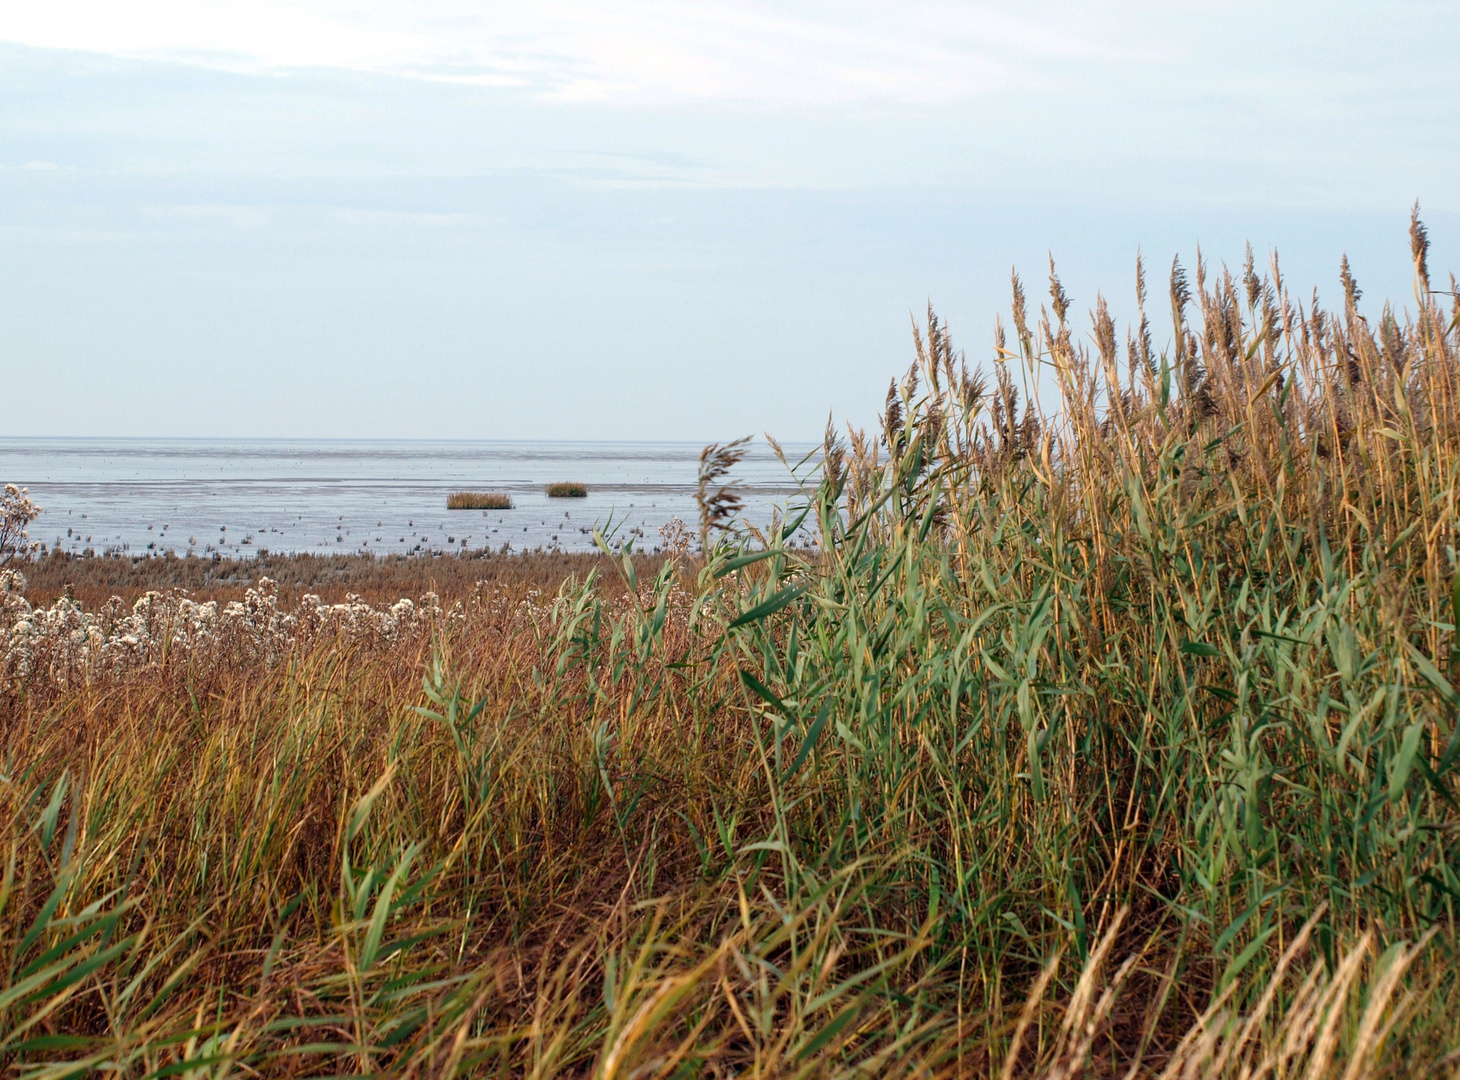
[0, 484, 40, 565]
[0, 576, 456, 690]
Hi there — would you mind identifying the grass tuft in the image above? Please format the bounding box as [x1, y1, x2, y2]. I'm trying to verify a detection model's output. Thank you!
[547, 481, 588, 497]
[446, 490, 512, 510]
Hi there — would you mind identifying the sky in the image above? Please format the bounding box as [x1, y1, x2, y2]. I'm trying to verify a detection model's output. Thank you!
[1, 1, 1456, 441]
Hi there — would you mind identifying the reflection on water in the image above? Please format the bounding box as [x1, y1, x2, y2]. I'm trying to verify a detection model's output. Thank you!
[0, 439, 818, 557]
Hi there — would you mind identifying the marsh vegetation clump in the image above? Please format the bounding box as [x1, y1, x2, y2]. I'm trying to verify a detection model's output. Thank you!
[1, 217, 1458, 1076]
[547, 481, 588, 497]
[446, 490, 512, 510]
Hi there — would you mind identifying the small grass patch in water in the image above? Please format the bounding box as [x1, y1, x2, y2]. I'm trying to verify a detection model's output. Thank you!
[546, 482, 588, 498]
[447, 491, 512, 510]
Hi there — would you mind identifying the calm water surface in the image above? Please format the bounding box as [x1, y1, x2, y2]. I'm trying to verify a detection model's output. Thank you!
[1, 439, 818, 557]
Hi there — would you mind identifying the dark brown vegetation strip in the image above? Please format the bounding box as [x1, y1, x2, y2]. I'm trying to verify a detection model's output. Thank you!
[18, 547, 670, 607]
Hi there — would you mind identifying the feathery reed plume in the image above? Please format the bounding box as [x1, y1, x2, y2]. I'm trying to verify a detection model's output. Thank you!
[883, 377, 904, 448]
[696, 436, 750, 551]
[844, 424, 878, 520]
[1130, 251, 1154, 380]
[1048, 256, 1072, 330]
[1170, 255, 1191, 367]
[1411, 200, 1431, 292]
[822, 415, 847, 492]
[1012, 269, 1033, 357]
[1340, 253, 1362, 309]
[1242, 241, 1262, 310]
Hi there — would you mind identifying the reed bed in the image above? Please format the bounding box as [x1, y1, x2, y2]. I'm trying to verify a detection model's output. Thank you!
[1, 219, 1458, 1076]
[447, 492, 513, 510]
[547, 482, 589, 497]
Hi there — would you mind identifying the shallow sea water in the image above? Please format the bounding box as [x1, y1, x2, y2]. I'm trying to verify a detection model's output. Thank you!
[0, 439, 819, 557]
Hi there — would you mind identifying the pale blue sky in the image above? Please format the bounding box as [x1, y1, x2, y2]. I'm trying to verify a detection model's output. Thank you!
[1, 2, 1455, 440]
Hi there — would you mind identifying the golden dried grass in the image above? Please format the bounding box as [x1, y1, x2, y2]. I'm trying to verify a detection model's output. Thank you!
[446, 490, 513, 510]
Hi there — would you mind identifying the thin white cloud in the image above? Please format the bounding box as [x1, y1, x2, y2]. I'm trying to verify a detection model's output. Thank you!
[322, 207, 472, 229]
[138, 203, 274, 228]
[0, 0, 1109, 106]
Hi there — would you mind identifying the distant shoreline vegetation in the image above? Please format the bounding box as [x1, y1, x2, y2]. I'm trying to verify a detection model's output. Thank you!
[546, 482, 588, 497]
[446, 491, 512, 510]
